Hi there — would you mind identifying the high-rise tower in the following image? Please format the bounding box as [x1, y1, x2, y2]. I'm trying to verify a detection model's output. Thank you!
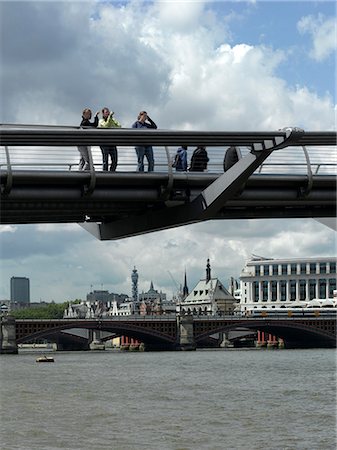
[10, 277, 30, 305]
[131, 266, 139, 302]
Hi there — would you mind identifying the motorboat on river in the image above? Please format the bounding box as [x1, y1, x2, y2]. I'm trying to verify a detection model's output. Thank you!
[36, 355, 54, 363]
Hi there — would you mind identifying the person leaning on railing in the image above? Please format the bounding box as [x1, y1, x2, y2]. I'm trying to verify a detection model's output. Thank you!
[98, 107, 121, 171]
[132, 111, 157, 172]
[78, 108, 99, 170]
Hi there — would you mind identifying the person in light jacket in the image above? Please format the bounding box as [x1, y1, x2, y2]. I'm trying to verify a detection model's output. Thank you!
[99, 107, 121, 171]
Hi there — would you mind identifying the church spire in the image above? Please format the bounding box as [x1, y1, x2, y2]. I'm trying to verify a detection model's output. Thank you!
[182, 270, 189, 298]
[206, 258, 211, 283]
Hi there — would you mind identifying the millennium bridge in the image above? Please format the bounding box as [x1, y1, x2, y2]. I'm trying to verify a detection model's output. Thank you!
[0, 314, 336, 353]
[1, 125, 336, 239]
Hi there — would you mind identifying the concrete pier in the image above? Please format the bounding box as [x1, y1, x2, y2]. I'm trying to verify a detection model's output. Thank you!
[89, 330, 105, 350]
[0, 316, 18, 354]
[177, 315, 196, 350]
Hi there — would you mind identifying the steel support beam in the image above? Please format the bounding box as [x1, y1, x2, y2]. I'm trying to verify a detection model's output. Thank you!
[80, 129, 305, 239]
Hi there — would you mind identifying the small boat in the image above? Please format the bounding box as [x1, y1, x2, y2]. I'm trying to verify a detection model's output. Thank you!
[36, 355, 54, 363]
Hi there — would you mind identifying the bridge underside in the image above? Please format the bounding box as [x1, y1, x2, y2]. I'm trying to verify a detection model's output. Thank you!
[1, 171, 335, 239]
[16, 321, 178, 350]
[195, 321, 336, 349]
[1, 127, 336, 239]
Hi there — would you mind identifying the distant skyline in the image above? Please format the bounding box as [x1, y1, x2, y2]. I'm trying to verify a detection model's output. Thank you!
[0, 1, 336, 302]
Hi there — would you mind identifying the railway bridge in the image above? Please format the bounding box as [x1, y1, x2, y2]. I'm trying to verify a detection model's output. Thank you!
[0, 314, 335, 353]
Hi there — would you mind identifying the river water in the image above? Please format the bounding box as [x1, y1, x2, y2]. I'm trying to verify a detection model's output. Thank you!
[0, 348, 336, 450]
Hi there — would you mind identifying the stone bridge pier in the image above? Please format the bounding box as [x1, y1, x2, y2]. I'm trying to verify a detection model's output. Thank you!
[177, 315, 196, 350]
[0, 316, 18, 354]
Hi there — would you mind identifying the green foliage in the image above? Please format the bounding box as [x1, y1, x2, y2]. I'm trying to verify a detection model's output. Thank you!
[11, 302, 70, 319]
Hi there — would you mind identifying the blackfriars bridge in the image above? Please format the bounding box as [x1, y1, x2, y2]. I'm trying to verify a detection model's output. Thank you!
[1, 125, 336, 239]
[0, 314, 336, 353]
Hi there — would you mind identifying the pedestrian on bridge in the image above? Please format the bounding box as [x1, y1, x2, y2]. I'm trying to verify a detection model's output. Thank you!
[172, 146, 188, 171]
[99, 107, 121, 171]
[78, 108, 99, 170]
[223, 146, 240, 171]
[132, 111, 157, 172]
[189, 146, 209, 172]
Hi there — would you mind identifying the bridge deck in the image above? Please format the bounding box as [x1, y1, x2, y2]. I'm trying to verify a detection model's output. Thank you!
[1, 126, 336, 238]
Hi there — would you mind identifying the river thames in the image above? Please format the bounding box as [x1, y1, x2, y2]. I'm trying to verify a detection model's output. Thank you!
[0, 348, 336, 450]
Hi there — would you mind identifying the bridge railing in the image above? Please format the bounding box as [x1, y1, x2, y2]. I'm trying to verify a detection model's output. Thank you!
[1, 125, 336, 175]
[1, 144, 336, 175]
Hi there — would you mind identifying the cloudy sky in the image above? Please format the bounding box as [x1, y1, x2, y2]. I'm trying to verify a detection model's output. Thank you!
[0, 0, 336, 302]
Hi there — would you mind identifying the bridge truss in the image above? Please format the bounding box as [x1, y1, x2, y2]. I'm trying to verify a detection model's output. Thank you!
[1, 125, 336, 239]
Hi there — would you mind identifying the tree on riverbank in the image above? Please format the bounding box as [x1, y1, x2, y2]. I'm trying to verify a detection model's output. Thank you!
[10, 300, 81, 319]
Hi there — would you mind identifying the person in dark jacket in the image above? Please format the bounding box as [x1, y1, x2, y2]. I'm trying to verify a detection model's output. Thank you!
[132, 111, 157, 172]
[223, 146, 239, 172]
[189, 146, 209, 172]
[78, 108, 99, 170]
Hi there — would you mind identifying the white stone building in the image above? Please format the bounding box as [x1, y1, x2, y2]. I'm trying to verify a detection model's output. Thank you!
[179, 260, 235, 315]
[238, 255, 337, 312]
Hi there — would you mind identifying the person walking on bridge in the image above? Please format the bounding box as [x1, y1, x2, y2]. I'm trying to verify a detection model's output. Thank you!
[78, 108, 99, 170]
[132, 111, 157, 172]
[99, 107, 121, 171]
[189, 146, 209, 172]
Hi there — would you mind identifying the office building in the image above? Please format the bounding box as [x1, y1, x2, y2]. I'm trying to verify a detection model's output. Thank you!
[10, 277, 30, 305]
[239, 256, 337, 312]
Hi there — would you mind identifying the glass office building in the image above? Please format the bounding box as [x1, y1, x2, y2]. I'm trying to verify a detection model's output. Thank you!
[10, 276, 30, 305]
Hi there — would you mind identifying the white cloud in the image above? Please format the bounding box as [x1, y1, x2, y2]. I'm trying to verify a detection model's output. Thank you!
[0, 2, 336, 302]
[297, 14, 336, 61]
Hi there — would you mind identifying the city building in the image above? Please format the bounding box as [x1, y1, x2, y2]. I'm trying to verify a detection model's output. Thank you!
[238, 255, 337, 312]
[86, 289, 128, 304]
[179, 259, 235, 315]
[10, 276, 30, 305]
[138, 281, 167, 303]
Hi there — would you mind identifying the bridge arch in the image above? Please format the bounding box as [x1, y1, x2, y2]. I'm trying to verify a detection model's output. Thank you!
[194, 320, 336, 348]
[16, 320, 177, 350]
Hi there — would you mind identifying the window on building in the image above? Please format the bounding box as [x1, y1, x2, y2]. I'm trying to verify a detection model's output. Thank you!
[310, 263, 316, 274]
[253, 281, 259, 302]
[319, 279, 326, 299]
[309, 279, 316, 300]
[263, 265, 269, 276]
[271, 281, 277, 301]
[281, 264, 287, 275]
[272, 265, 278, 276]
[329, 279, 336, 298]
[300, 263, 307, 274]
[255, 265, 260, 276]
[262, 281, 268, 301]
[290, 280, 296, 301]
[280, 281, 286, 301]
[299, 279, 306, 300]
[319, 263, 326, 274]
[329, 262, 336, 273]
[291, 264, 297, 275]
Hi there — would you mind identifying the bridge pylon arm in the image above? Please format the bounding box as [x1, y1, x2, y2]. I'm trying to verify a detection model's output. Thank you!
[80, 128, 303, 240]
